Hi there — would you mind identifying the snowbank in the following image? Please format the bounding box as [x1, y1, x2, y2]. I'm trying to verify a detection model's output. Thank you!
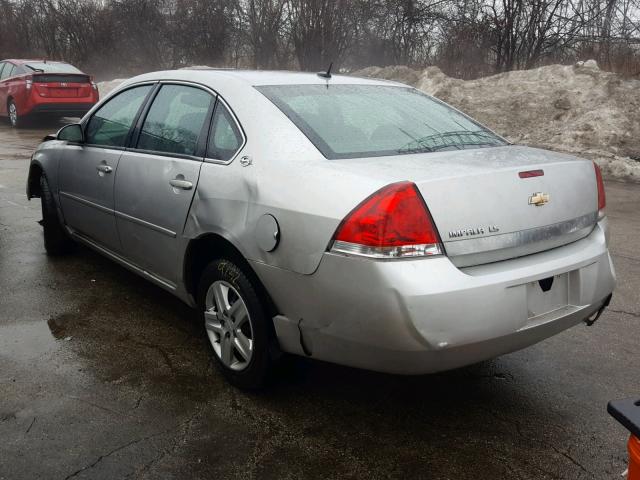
[97, 79, 127, 98]
[355, 62, 640, 182]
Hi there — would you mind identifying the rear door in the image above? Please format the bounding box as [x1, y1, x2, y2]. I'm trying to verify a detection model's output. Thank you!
[58, 84, 154, 251]
[114, 83, 215, 285]
[0, 62, 11, 115]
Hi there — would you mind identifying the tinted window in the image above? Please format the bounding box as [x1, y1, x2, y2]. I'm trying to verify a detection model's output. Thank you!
[207, 102, 242, 161]
[86, 85, 152, 147]
[24, 62, 82, 74]
[257, 85, 506, 159]
[138, 84, 213, 156]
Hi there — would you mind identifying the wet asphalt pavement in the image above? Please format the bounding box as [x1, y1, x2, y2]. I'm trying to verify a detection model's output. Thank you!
[0, 121, 639, 480]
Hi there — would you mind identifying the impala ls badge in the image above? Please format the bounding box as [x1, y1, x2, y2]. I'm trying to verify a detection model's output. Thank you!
[449, 225, 500, 238]
[529, 192, 550, 206]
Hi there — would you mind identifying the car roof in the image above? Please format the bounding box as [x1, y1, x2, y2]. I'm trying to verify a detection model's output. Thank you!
[124, 68, 408, 88]
[3, 59, 71, 64]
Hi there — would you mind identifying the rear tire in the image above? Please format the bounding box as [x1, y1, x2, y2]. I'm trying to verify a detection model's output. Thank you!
[40, 175, 75, 255]
[197, 258, 275, 390]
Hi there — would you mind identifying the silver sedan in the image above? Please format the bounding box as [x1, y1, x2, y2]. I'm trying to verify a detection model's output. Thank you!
[26, 69, 616, 388]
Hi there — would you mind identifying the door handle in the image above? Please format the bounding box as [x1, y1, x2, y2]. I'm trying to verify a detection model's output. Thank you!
[96, 164, 113, 174]
[169, 179, 193, 190]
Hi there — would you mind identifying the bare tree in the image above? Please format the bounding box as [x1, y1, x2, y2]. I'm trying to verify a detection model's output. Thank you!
[240, 0, 288, 68]
[286, 0, 355, 70]
[1, 0, 639, 78]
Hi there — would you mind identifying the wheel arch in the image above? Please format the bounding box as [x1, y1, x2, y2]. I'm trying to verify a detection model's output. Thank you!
[183, 233, 278, 318]
[26, 161, 44, 199]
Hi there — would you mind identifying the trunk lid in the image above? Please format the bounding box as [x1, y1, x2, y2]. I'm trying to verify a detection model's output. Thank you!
[332, 146, 599, 267]
[32, 73, 92, 99]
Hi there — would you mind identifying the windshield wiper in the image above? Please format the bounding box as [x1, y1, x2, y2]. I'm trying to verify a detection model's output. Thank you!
[398, 130, 500, 154]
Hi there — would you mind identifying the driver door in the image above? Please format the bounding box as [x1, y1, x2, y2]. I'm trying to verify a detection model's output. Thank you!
[58, 84, 154, 252]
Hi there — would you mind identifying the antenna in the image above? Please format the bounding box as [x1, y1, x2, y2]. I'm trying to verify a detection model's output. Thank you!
[317, 62, 333, 79]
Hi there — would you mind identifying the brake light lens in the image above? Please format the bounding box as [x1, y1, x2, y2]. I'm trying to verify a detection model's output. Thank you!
[594, 162, 606, 216]
[330, 181, 443, 258]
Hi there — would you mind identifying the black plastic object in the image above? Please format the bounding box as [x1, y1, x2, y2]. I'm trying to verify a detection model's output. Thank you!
[538, 276, 554, 292]
[585, 293, 612, 326]
[608, 398, 640, 439]
[317, 62, 333, 79]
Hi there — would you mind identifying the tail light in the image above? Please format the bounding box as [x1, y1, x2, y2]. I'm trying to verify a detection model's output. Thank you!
[594, 162, 606, 217]
[330, 181, 443, 258]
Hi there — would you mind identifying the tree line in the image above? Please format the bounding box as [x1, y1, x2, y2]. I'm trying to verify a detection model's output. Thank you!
[0, 0, 639, 79]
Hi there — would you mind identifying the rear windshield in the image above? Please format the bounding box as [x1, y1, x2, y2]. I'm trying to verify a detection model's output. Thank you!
[257, 84, 506, 159]
[25, 62, 82, 74]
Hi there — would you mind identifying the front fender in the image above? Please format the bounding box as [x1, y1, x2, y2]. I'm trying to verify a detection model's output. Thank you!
[26, 141, 63, 199]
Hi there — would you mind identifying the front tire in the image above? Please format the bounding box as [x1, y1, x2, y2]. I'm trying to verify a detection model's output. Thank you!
[40, 175, 75, 255]
[197, 259, 275, 389]
[8, 100, 25, 128]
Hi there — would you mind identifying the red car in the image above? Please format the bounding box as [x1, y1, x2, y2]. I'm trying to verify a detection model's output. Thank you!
[0, 59, 99, 128]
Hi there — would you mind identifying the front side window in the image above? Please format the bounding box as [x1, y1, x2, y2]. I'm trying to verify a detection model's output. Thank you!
[3, 64, 15, 79]
[0, 63, 6, 79]
[137, 84, 214, 156]
[207, 102, 242, 161]
[257, 84, 506, 159]
[85, 85, 152, 147]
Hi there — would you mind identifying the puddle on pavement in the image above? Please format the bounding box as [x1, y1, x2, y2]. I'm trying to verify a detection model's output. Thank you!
[0, 320, 60, 362]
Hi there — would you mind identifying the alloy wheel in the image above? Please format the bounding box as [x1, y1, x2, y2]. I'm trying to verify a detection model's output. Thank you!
[204, 280, 254, 371]
[8, 102, 17, 127]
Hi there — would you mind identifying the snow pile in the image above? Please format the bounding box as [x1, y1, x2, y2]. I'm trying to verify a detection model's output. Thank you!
[97, 79, 127, 98]
[356, 61, 640, 182]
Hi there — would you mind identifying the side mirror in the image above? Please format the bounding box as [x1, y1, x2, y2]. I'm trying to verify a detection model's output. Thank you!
[57, 123, 84, 143]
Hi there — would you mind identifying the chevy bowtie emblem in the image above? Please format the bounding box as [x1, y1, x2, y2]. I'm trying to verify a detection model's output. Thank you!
[529, 192, 550, 206]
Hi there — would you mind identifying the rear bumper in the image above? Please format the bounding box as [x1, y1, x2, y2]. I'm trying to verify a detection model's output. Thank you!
[254, 219, 616, 374]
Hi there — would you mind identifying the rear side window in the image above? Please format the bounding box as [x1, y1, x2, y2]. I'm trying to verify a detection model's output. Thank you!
[86, 85, 152, 147]
[137, 84, 214, 156]
[207, 102, 242, 161]
[257, 84, 506, 159]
